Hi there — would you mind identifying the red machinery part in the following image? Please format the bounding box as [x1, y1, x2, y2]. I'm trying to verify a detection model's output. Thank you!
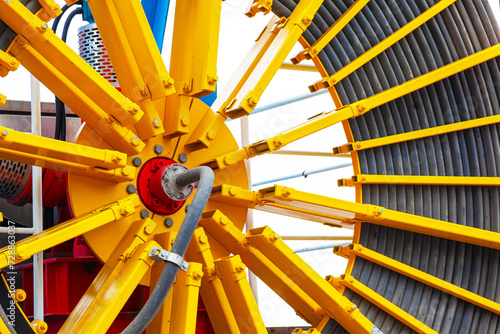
[136, 157, 192, 216]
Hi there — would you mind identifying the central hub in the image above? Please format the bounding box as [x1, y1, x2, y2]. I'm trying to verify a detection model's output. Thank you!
[136, 157, 194, 215]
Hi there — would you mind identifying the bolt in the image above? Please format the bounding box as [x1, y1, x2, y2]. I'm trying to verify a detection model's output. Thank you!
[164, 78, 175, 87]
[194, 270, 204, 279]
[132, 157, 142, 167]
[144, 225, 154, 235]
[199, 234, 208, 244]
[180, 117, 190, 126]
[140, 210, 149, 219]
[153, 118, 162, 128]
[311, 47, 318, 55]
[178, 153, 188, 163]
[219, 216, 228, 226]
[206, 130, 216, 140]
[270, 233, 280, 242]
[228, 187, 238, 196]
[133, 105, 140, 113]
[52, 4, 60, 11]
[302, 15, 312, 25]
[247, 97, 258, 107]
[121, 167, 132, 176]
[349, 304, 357, 312]
[16, 250, 26, 260]
[15, 289, 26, 302]
[274, 137, 284, 147]
[1, 129, 8, 136]
[357, 103, 367, 112]
[356, 143, 362, 149]
[126, 184, 136, 194]
[131, 137, 140, 146]
[223, 156, 233, 165]
[9, 58, 16, 66]
[40, 23, 48, 31]
[164, 218, 174, 228]
[282, 188, 292, 197]
[121, 205, 133, 215]
[154, 144, 163, 154]
[208, 75, 218, 84]
[236, 263, 246, 272]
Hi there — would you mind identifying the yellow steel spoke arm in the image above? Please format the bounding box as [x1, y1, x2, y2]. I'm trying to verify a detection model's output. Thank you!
[343, 174, 500, 186]
[217, 0, 324, 119]
[186, 228, 241, 333]
[61, 219, 159, 333]
[0, 0, 145, 128]
[291, 0, 370, 64]
[0, 49, 20, 77]
[343, 244, 500, 316]
[309, 0, 456, 91]
[8, 37, 145, 155]
[337, 274, 438, 334]
[333, 114, 500, 154]
[211, 184, 500, 249]
[0, 195, 141, 269]
[0, 126, 127, 170]
[215, 255, 267, 333]
[86, 0, 168, 140]
[0, 93, 6, 107]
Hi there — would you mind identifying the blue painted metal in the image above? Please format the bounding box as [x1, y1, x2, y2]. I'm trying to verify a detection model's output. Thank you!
[142, 0, 171, 50]
[82, 1, 94, 23]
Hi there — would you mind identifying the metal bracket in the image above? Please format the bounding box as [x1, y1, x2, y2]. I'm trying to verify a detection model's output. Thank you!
[149, 246, 190, 271]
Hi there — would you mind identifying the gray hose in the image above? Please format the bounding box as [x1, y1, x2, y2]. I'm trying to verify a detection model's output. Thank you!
[0, 305, 16, 334]
[121, 166, 214, 334]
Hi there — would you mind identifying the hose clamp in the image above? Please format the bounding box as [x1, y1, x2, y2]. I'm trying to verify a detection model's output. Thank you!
[149, 246, 190, 271]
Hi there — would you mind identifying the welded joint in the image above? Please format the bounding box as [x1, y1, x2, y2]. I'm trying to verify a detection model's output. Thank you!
[149, 246, 190, 271]
[333, 142, 357, 155]
[245, 0, 272, 18]
[38, 0, 62, 18]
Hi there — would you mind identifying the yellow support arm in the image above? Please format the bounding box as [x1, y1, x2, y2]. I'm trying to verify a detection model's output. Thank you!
[338, 274, 438, 334]
[291, 0, 370, 64]
[310, 0, 456, 91]
[0, 50, 20, 77]
[8, 37, 145, 155]
[345, 244, 500, 317]
[186, 228, 241, 334]
[215, 255, 267, 333]
[170, 263, 204, 334]
[0, 0, 144, 126]
[343, 174, 500, 187]
[60, 219, 158, 333]
[0, 195, 141, 269]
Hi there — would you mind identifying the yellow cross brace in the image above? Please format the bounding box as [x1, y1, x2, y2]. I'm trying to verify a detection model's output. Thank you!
[309, 0, 456, 91]
[333, 114, 500, 154]
[0, 0, 145, 127]
[291, 0, 370, 65]
[0, 195, 141, 269]
[346, 244, 500, 317]
[245, 0, 273, 17]
[345, 174, 500, 186]
[338, 274, 438, 334]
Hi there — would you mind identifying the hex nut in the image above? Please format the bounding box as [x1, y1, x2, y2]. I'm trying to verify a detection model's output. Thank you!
[126, 184, 136, 194]
[164, 218, 174, 228]
[178, 153, 188, 163]
[132, 157, 142, 167]
[140, 210, 150, 219]
[154, 145, 164, 154]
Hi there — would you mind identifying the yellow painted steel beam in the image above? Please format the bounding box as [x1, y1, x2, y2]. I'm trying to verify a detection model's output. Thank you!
[213, 184, 500, 249]
[343, 174, 500, 186]
[0, 50, 20, 77]
[147, 232, 177, 334]
[291, 0, 370, 65]
[37, 0, 62, 18]
[221, 0, 324, 119]
[204, 105, 358, 170]
[0, 93, 6, 107]
[60, 220, 158, 333]
[0, 146, 135, 183]
[310, 0, 456, 91]
[215, 255, 267, 333]
[347, 244, 500, 316]
[199, 210, 330, 327]
[0, 195, 141, 269]
[8, 37, 145, 155]
[165, 0, 221, 138]
[245, 225, 377, 333]
[338, 274, 438, 334]
[186, 228, 241, 334]
[0, 126, 127, 170]
[170, 262, 203, 334]
[86, 0, 165, 140]
[339, 43, 500, 113]
[333, 114, 500, 155]
[280, 62, 318, 72]
[245, 0, 273, 17]
[0, 0, 145, 128]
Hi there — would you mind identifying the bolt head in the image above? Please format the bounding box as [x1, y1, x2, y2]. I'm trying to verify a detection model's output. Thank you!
[144, 225, 154, 235]
[121, 167, 132, 176]
[153, 118, 162, 128]
[17, 251, 26, 260]
[178, 153, 188, 163]
[131, 137, 140, 146]
[1, 129, 8, 136]
[140, 210, 150, 219]
[126, 184, 136, 194]
[206, 130, 216, 140]
[228, 187, 238, 196]
[180, 117, 190, 126]
[195, 270, 204, 279]
[199, 235, 208, 244]
[154, 145, 164, 154]
[132, 157, 142, 167]
[164, 218, 174, 228]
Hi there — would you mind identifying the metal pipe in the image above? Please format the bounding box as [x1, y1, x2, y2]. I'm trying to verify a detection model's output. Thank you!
[280, 62, 318, 72]
[281, 236, 353, 241]
[0, 227, 35, 234]
[294, 242, 351, 253]
[252, 162, 352, 187]
[270, 150, 351, 158]
[227, 90, 329, 121]
[31, 75, 44, 322]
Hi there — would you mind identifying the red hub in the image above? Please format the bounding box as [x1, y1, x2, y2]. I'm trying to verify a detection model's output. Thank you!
[136, 157, 192, 215]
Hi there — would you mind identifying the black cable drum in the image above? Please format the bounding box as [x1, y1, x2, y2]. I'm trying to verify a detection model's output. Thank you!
[0, 0, 42, 51]
[273, 0, 500, 333]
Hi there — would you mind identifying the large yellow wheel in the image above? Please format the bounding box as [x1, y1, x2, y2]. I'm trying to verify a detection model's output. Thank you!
[0, 0, 500, 333]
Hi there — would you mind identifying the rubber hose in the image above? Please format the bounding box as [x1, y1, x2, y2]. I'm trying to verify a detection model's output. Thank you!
[121, 166, 214, 334]
[0, 305, 16, 334]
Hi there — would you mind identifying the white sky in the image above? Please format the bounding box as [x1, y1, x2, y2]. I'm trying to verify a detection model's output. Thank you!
[1, 0, 500, 328]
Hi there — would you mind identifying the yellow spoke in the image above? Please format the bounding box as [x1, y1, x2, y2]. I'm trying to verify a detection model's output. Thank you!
[0, 195, 141, 269]
[340, 174, 500, 187]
